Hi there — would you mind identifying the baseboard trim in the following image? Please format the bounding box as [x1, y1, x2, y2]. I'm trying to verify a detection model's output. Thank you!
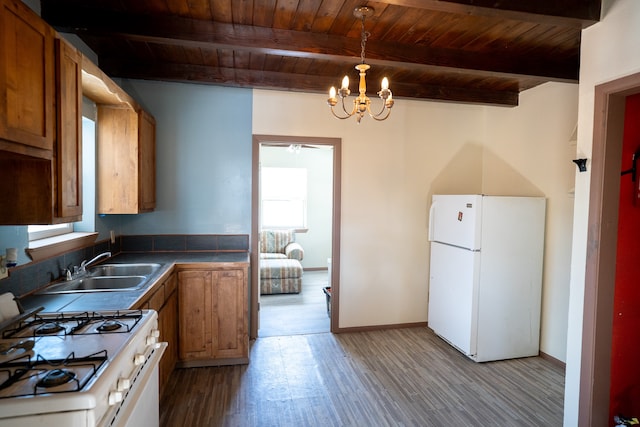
[334, 322, 428, 334]
[177, 357, 249, 368]
[539, 351, 566, 369]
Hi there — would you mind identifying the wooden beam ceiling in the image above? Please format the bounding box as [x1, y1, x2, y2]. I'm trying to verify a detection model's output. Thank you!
[40, 0, 600, 107]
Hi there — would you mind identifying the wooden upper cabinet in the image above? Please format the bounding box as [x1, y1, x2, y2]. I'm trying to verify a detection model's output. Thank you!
[138, 110, 156, 212]
[54, 37, 82, 222]
[0, 0, 55, 157]
[0, 8, 82, 225]
[97, 106, 156, 214]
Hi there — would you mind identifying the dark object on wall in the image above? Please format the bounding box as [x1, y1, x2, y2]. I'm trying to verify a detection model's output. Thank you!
[620, 148, 640, 206]
[620, 148, 640, 181]
[573, 158, 588, 172]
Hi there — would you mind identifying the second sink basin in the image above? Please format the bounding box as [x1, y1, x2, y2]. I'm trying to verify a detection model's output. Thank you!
[41, 276, 147, 294]
[87, 263, 161, 277]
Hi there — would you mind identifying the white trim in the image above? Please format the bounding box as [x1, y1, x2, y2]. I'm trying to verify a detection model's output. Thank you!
[28, 224, 74, 241]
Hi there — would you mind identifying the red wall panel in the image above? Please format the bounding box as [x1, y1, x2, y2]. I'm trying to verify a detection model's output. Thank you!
[610, 92, 640, 421]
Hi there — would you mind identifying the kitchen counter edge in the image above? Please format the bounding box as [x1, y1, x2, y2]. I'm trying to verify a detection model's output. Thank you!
[21, 252, 250, 313]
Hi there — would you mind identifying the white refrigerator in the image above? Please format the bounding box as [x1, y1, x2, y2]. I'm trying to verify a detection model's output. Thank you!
[427, 194, 546, 362]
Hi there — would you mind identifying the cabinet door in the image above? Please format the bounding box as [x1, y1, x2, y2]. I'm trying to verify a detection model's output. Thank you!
[97, 106, 139, 214]
[138, 110, 156, 212]
[178, 270, 213, 360]
[0, 0, 54, 154]
[97, 106, 156, 214]
[159, 277, 177, 392]
[212, 269, 248, 359]
[54, 37, 82, 221]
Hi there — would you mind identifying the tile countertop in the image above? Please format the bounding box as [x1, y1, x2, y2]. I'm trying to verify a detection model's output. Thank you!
[21, 252, 250, 313]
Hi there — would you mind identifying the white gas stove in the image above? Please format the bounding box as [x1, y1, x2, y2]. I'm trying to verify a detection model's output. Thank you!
[0, 308, 166, 427]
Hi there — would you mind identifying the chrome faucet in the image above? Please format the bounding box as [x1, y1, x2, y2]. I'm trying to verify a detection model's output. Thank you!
[63, 251, 112, 280]
[80, 252, 112, 273]
[62, 252, 111, 280]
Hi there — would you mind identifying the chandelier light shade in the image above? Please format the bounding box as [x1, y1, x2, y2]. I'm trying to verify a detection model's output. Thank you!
[327, 6, 394, 123]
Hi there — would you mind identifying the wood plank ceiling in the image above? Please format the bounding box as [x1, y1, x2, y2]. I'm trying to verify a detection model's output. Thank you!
[40, 0, 601, 107]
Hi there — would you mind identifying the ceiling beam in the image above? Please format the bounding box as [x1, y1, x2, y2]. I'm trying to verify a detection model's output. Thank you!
[98, 60, 520, 107]
[41, 9, 578, 83]
[373, 0, 601, 28]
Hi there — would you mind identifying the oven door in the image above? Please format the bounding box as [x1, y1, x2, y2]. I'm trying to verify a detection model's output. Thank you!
[103, 342, 167, 427]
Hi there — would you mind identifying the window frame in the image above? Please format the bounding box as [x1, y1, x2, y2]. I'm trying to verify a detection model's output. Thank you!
[28, 223, 74, 241]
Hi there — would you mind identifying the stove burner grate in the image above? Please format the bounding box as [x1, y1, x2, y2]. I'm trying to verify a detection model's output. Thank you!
[37, 368, 76, 388]
[0, 339, 34, 357]
[97, 320, 123, 332]
[1, 309, 144, 338]
[0, 350, 109, 398]
[35, 322, 64, 335]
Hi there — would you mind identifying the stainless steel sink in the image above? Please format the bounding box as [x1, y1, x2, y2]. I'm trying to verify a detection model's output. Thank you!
[87, 263, 161, 277]
[40, 276, 147, 294]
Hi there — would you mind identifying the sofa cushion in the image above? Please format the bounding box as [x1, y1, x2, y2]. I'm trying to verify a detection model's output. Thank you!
[260, 229, 294, 254]
[260, 253, 287, 259]
[260, 258, 303, 279]
[284, 242, 304, 261]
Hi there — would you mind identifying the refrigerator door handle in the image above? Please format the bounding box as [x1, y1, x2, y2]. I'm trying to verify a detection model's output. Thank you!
[428, 200, 437, 241]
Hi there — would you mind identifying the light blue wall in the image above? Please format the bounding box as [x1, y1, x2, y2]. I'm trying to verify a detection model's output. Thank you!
[0, 228, 29, 266]
[103, 80, 253, 235]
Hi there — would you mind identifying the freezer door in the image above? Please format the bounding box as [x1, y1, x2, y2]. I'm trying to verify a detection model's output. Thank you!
[429, 194, 483, 250]
[427, 242, 480, 357]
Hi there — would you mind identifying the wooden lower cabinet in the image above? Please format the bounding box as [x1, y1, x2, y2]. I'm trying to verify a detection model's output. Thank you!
[177, 265, 249, 366]
[134, 272, 177, 394]
[157, 274, 178, 391]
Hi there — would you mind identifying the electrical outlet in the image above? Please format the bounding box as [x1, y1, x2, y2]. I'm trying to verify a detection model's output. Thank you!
[110, 230, 115, 244]
[0, 256, 7, 280]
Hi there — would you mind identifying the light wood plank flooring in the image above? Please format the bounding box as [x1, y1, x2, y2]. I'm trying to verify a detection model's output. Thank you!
[259, 271, 330, 337]
[160, 327, 564, 426]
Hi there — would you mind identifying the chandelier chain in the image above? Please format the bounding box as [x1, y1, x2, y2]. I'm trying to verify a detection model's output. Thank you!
[360, 14, 369, 64]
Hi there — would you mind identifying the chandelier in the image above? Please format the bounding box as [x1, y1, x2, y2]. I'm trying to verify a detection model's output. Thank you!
[327, 6, 394, 123]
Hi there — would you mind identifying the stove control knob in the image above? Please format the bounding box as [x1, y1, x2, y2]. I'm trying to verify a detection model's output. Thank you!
[108, 391, 123, 406]
[146, 335, 157, 346]
[150, 329, 160, 338]
[117, 378, 131, 391]
[134, 354, 146, 365]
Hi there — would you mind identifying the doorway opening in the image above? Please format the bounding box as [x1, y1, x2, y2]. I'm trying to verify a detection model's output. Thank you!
[250, 135, 341, 339]
[579, 70, 640, 425]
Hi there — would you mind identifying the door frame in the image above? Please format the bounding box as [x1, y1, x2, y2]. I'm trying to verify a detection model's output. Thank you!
[579, 71, 640, 425]
[250, 134, 341, 339]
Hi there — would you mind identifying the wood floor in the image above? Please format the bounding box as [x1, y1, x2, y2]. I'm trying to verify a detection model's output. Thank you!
[259, 271, 330, 337]
[159, 327, 564, 426]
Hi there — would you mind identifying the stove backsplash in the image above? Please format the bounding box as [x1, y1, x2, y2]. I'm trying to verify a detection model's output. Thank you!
[0, 234, 249, 299]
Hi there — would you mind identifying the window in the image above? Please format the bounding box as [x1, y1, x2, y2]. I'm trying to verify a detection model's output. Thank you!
[28, 223, 74, 241]
[28, 108, 96, 243]
[261, 167, 307, 229]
